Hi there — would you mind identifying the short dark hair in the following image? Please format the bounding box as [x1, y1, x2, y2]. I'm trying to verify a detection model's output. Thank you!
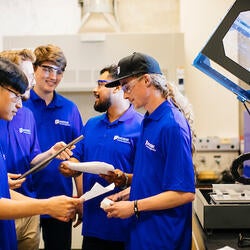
[0, 58, 28, 94]
[100, 64, 118, 80]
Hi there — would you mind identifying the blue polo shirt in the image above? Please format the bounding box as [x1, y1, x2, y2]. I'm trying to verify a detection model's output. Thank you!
[0, 107, 41, 198]
[73, 105, 143, 242]
[24, 90, 83, 211]
[129, 100, 195, 250]
[0, 144, 17, 250]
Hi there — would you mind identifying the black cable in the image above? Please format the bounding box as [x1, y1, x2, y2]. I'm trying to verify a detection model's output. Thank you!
[243, 101, 250, 116]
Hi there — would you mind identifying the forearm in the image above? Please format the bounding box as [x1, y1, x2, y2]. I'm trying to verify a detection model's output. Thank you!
[74, 174, 83, 197]
[3, 190, 81, 221]
[30, 150, 52, 166]
[31, 141, 74, 166]
[0, 195, 50, 219]
[105, 190, 195, 219]
[137, 191, 195, 212]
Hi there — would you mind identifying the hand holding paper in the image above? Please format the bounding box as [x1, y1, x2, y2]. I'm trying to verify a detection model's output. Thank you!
[100, 198, 114, 209]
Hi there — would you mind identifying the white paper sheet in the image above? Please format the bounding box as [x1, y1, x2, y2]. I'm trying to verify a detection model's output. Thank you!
[80, 182, 115, 201]
[67, 161, 114, 175]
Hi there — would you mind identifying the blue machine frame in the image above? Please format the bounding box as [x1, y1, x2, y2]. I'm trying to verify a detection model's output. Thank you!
[193, 0, 250, 103]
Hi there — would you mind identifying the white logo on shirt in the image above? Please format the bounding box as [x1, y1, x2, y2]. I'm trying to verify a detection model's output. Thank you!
[55, 119, 70, 126]
[19, 128, 31, 134]
[113, 135, 130, 144]
[145, 140, 156, 152]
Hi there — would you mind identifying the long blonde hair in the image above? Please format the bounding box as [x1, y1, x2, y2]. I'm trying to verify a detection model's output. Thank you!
[149, 73, 196, 153]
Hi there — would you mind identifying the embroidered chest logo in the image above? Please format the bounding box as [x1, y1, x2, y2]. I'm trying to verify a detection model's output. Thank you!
[113, 135, 130, 144]
[55, 119, 70, 126]
[145, 140, 156, 152]
[19, 128, 31, 134]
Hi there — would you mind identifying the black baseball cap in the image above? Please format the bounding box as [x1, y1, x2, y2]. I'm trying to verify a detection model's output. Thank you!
[105, 52, 162, 88]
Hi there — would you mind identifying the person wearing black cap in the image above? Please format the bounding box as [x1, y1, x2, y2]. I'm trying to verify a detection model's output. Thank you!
[104, 52, 196, 249]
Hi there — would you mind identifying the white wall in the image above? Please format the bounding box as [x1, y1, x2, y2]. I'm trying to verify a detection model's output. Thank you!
[0, 0, 239, 136]
[180, 0, 238, 138]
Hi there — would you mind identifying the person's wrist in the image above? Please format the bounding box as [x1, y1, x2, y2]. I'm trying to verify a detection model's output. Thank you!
[72, 170, 82, 177]
[133, 200, 140, 219]
[120, 173, 128, 190]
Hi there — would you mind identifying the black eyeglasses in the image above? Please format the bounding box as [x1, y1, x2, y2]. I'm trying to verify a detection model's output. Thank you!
[39, 65, 63, 75]
[0, 84, 23, 103]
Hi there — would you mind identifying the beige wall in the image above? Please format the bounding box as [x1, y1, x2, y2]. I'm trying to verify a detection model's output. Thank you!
[180, 0, 238, 138]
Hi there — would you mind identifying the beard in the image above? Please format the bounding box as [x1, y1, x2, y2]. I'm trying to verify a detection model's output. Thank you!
[94, 96, 111, 113]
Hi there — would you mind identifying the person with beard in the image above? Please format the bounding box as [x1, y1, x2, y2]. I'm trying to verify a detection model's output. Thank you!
[59, 64, 143, 250]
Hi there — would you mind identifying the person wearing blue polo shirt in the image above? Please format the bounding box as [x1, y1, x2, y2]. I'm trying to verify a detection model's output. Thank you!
[0, 57, 27, 250]
[60, 64, 143, 250]
[0, 58, 81, 250]
[24, 44, 83, 250]
[104, 52, 196, 250]
[0, 49, 78, 250]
